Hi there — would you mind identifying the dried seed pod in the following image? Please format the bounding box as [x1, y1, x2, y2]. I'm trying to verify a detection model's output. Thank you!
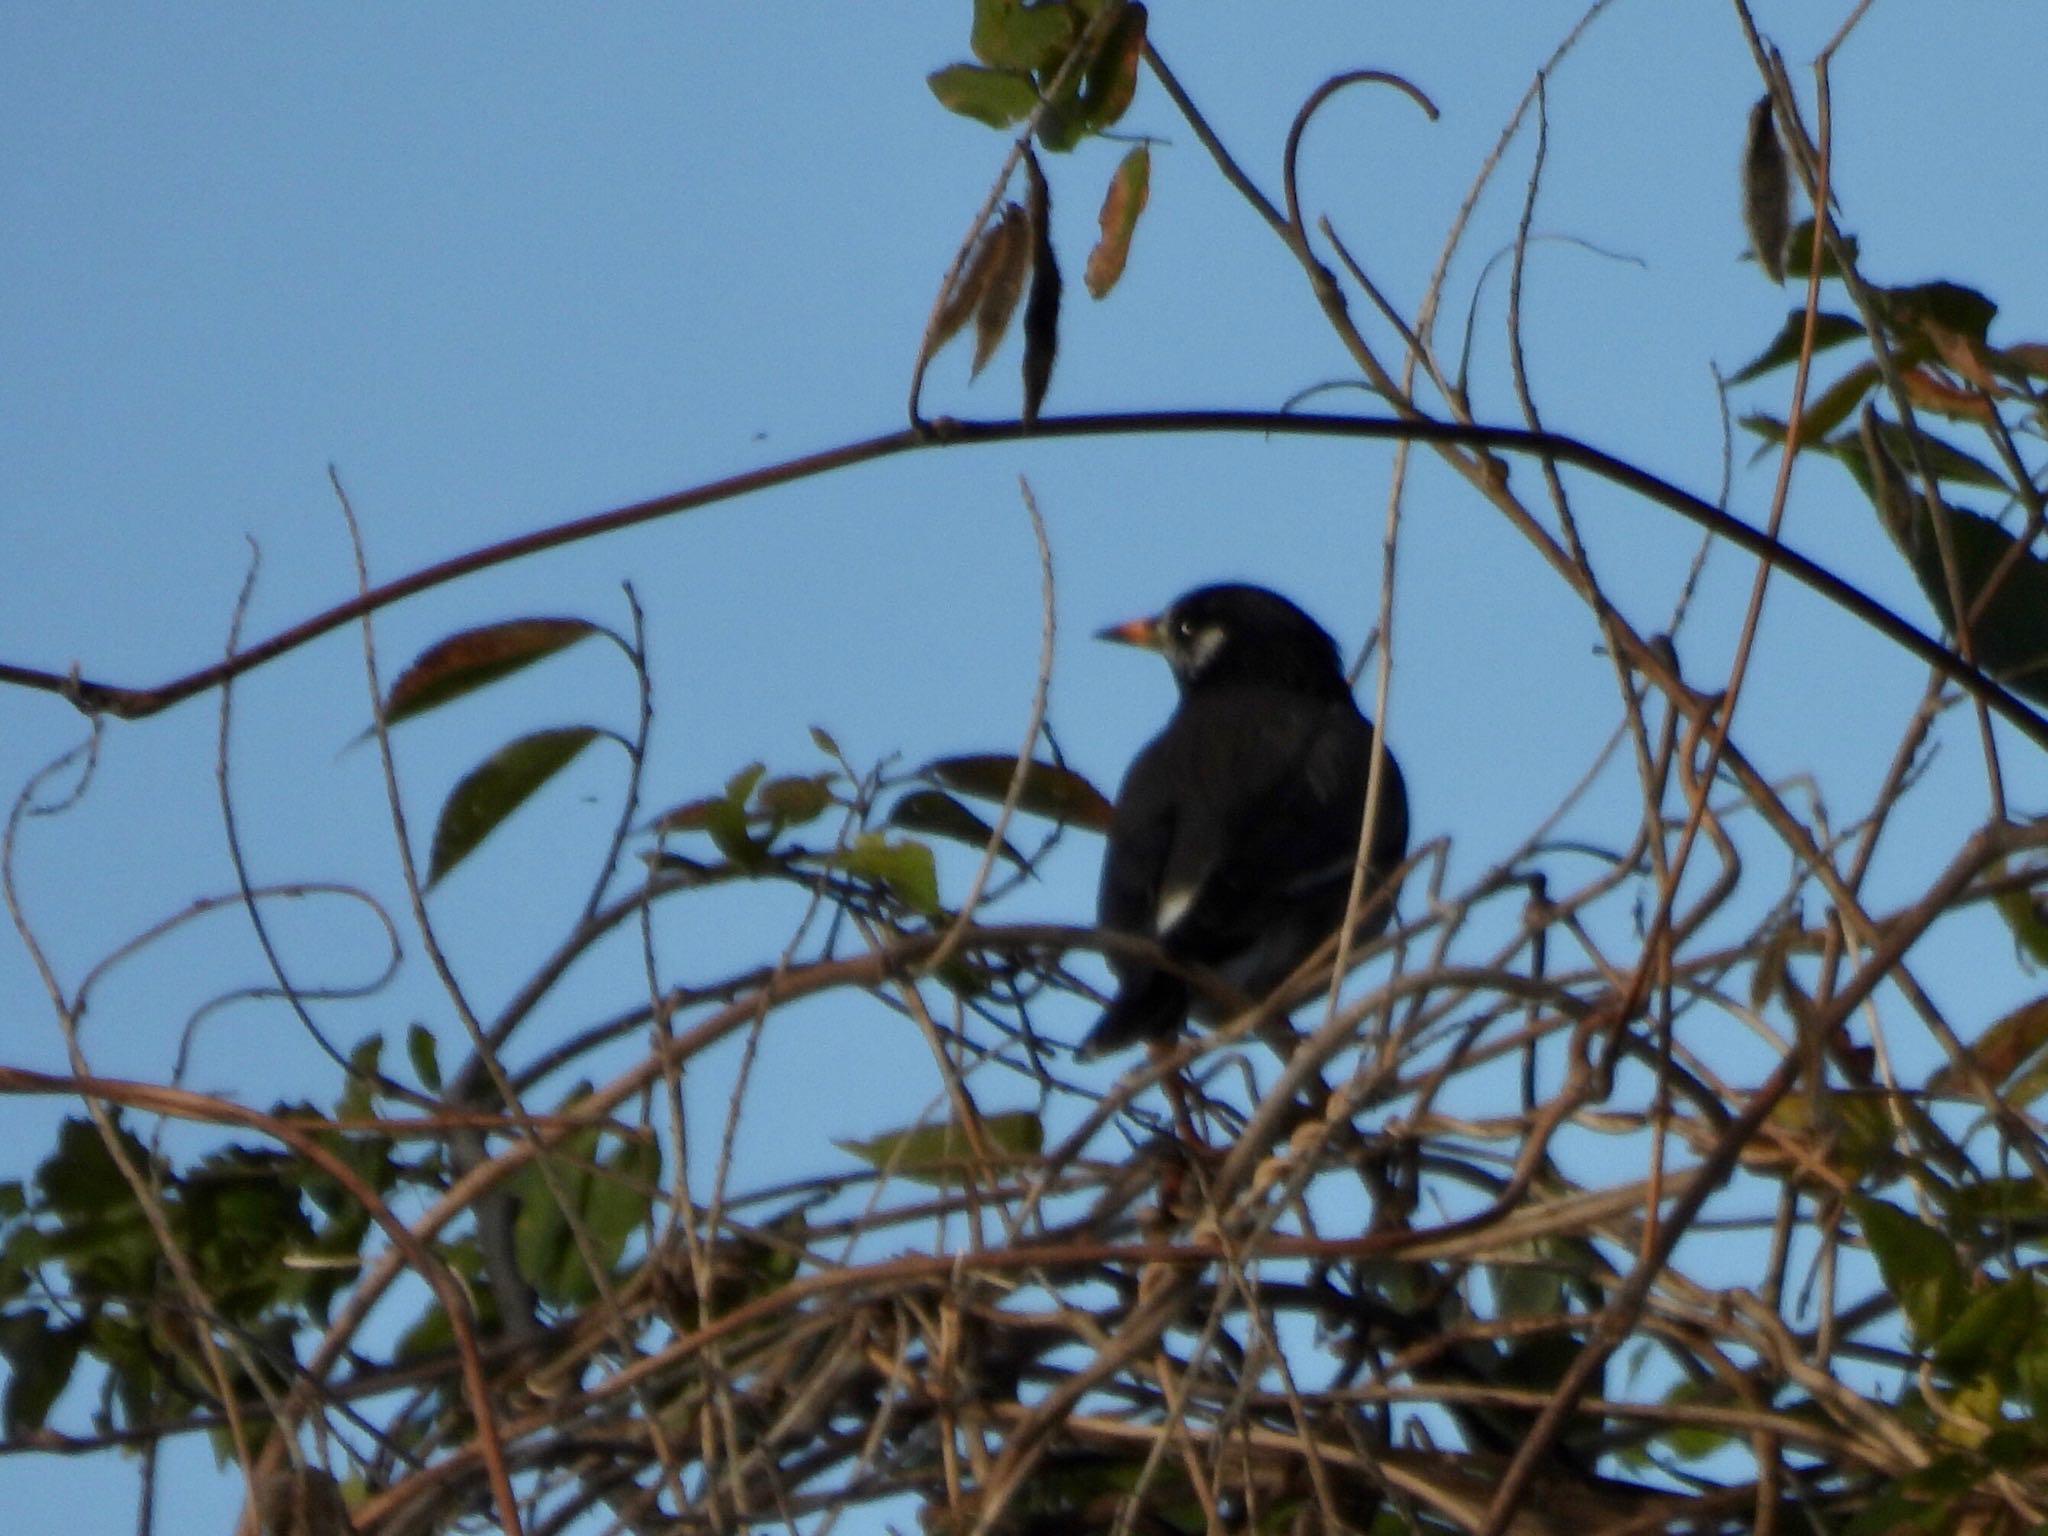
[1743, 95, 1790, 284]
[1021, 148, 1061, 425]
[968, 205, 1032, 378]
[929, 203, 1026, 371]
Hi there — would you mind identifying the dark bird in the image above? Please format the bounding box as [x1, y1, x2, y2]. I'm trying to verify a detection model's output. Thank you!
[1078, 583, 1408, 1060]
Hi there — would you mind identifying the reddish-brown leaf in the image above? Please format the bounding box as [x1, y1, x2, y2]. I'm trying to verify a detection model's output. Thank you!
[1900, 366, 1997, 424]
[382, 618, 602, 729]
[1084, 145, 1149, 299]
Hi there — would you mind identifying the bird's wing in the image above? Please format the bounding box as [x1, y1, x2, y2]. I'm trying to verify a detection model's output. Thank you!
[1164, 693, 1402, 962]
[1097, 729, 1188, 948]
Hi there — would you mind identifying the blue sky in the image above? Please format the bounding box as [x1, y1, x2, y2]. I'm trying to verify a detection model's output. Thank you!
[5, 4, 2048, 1529]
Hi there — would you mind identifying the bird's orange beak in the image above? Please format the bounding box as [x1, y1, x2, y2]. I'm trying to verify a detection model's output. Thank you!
[1096, 613, 1164, 650]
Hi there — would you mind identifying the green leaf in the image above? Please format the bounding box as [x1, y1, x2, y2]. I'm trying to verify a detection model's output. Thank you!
[836, 1110, 1044, 1186]
[1741, 96, 1789, 284]
[1727, 310, 1864, 384]
[1993, 865, 2048, 969]
[378, 618, 603, 731]
[176, 1154, 312, 1316]
[886, 788, 1025, 867]
[928, 63, 1039, 129]
[1932, 1275, 2039, 1378]
[1850, 1194, 1965, 1344]
[1077, 1, 1146, 132]
[971, 0, 1076, 71]
[514, 1110, 660, 1308]
[834, 833, 942, 915]
[1790, 359, 1882, 447]
[1085, 144, 1149, 299]
[923, 753, 1113, 831]
[1936, 1174, 2048, 1240]
[0, 1310, 84, 1435]
[426, 727, 600, 888]
[406, 1024, 442, 1093]
[336, 1035, 384, 1122]
[1020, 149, 1059, 424]
[1634, 1379, 1738, 1466]
[1037, 0, 1147, 150]
[753, 773, 838, 829]
[1836, 413, 2013, 495]
[1870, 488, 2048, 707]
[650, 761, 767, 836]
[704, 798, 769, 869]
[36, 1117, 146, 1220]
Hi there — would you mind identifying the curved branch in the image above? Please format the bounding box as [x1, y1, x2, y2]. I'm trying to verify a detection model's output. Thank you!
[4, 410, 2044, 755]
[1281, 69, 1439, 248]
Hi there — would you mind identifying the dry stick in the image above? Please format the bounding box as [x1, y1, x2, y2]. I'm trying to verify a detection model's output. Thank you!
[1738, 19, 2009, 819]
[598, 594, 701, 1514]
[333, 467, 601, 1371]
[326, 476, 529, 1536]
[1733, 0, 2048, 1294]
[1496, 79, 1696, 1272]
[923, 475, 1056, 979]
[211, 547, 358, 1511]
[1472, 29, 1849, 1522]
[699, 825, 860, 1529]
[213, 548, 416, 1092]
[1415, 0, 1621, 377]
[15, 575, 272, 1512]
[1279, 70, 1442, 405]
[1474, 820, 2012, 1536]
[1501, 83, 1665, 902]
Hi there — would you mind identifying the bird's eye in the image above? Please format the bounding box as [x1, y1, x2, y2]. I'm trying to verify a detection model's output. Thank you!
[1174, 615, 1198, 639]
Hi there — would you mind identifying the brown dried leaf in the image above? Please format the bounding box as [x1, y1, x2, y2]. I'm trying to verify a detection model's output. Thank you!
[1022, 149, 1060, 424]
[1742, 96, 1790, 284]
[1084, 144, 1149, 299]
[1999, 341, 2048, 381]
[1929, 995, 2048, 1099]
[969, 205, 1032, 378]
[1901, 366, 1997, 424]
[1926, 326, 2000, 394]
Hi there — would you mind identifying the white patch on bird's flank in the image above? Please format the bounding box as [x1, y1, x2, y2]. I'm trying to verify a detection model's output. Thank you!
[1154, 882, 1196, 936]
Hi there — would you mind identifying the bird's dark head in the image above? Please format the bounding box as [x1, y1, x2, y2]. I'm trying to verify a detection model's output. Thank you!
[1097, 583, 1348, 696]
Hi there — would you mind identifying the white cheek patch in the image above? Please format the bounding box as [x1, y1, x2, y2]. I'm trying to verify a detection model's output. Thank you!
[1154, 881, 1197, 937]
[1185, 625, 1227, 676]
